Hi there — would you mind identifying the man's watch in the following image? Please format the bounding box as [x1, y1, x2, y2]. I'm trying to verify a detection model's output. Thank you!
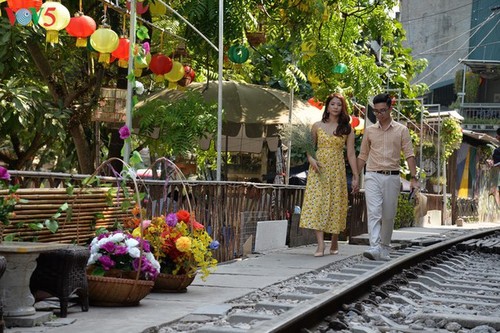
[411, 175, 419, 181]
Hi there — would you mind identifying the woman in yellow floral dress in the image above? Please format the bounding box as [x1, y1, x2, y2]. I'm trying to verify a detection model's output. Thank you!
[299, 93, 359, 256]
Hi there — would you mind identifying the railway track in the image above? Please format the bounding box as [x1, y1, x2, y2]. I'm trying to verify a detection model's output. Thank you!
[158, 228, 500, 333]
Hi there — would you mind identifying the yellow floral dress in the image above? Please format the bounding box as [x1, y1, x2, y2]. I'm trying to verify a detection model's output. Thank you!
[299, 128, 348, 234]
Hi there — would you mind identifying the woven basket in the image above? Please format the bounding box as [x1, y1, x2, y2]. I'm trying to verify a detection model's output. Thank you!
[153, 273, 196, 293]
[87, 275, 154, 306]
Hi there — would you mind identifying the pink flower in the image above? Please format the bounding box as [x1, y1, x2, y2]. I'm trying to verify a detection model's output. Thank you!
[141, 219, 151, 228]
[0, 166, 10, 180]
[119, 125, 131, 140]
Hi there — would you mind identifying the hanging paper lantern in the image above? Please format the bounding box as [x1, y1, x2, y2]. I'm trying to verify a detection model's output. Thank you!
[7, 0, 42, 12]
[177, 65, 195, 87]
[112, 36, 131, 68]
[127, 0, 149, 15]
[332, 63, 347, 74]
[149, 1, 167, 17]
[307, 97, 323, 110]
[354, 118, 365, 134]
[164, 61, 185, 83]
[227, 45, 249, 64]
[349, 116, 360, 128]
[66, 12, 96, 47]
[90, 26, 120, 63]
[149, 53, 173, 82]
[38, 1, 71, 44]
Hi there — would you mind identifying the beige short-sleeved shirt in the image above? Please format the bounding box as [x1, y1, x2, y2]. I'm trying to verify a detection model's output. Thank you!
[358, 120, 415, 171]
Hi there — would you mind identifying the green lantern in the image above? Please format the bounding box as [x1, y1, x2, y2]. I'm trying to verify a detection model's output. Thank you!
[332, 63, 347, 74]
[228, 45, 249, 64]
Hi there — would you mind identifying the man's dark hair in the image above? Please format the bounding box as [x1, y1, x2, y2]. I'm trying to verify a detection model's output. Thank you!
[373, 93, 392, 107]
[496, 127, 500, 136]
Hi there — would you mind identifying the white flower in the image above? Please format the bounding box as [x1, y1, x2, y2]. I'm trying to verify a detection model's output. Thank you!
[145, 252, 161, 271]
[135, 81, 145, 95]
[110, 232, 126, 243]
[128, 247, 141, 258]
[125, 237, 139, 248]
[88, 253, 102, 265]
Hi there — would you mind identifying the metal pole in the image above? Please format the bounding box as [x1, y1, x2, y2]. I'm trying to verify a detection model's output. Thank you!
[216, 0, 224, 181]
[124, 0, 137, 164]
[285, 82, 293, 185]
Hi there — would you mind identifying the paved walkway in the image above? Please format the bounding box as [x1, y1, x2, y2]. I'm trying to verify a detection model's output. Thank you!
[5, 222, 500, 333]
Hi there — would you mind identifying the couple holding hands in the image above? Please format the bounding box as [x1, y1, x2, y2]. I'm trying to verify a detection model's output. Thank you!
[299, 93, 419, 261]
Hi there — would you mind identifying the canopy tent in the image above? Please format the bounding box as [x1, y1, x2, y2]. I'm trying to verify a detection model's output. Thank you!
[135, 81, 323, 153]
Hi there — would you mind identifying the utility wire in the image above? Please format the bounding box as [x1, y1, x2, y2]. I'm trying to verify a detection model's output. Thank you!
[426, 14, 500, 88]
[414, 10, 498, 85]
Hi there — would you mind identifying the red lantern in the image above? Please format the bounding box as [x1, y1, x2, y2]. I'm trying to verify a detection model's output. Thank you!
[149, 54, 173, 82]
[112, 37, 130, 68]
[7, 0, 42, 12]
[350, 116, 360, 128]
[66, 13, 96, 47]
[38, 2, 71, 43]
[308, 97, 323, 110]
[126, 1, 149, 15]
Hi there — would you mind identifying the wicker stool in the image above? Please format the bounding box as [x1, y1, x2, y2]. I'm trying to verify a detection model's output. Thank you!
[0, 255, 7, 333]
[30, 246, 90, 318]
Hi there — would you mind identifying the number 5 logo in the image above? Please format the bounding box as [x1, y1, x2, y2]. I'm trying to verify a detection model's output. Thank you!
[41, 6, 56, 27]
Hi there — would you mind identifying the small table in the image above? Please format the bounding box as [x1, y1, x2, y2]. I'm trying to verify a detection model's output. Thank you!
[0, 242, 69, 317]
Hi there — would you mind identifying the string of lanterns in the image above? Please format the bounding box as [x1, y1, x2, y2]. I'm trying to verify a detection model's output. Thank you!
[1, 0, 196, 89]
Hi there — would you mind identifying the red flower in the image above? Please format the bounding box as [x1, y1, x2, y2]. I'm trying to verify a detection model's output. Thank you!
[192, 220, 205, 230]
[176, 210, 190, 222]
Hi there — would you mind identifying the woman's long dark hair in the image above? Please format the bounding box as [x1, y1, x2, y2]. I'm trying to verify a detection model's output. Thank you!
[321, 93, 351, 136]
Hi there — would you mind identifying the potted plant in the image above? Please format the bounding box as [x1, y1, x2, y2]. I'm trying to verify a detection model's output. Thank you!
[86, 230, 161, 306]
[131, 209, 219, 292]
[428, 176, 445, 194]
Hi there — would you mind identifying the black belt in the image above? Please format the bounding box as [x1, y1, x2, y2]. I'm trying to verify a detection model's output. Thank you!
[372, 170, 399, 175]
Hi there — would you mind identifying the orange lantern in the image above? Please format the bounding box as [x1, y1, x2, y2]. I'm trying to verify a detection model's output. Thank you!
[149, 53, 173, 82]
[66, 12, 96, 47]
[165, 61, 185, 83]
[112, 36, 130, 68]
[90, 26, 120, 64]
[126, 1, 149, 15]
[149, 1, 167, 17]
[38, 1, 71, 44]
[7, 0, 42, 12]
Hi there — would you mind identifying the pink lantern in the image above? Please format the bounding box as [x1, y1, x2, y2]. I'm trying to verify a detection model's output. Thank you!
[126, 1, 149, 15]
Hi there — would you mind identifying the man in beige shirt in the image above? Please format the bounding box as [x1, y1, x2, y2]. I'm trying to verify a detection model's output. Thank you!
[357, 93, 419, 261]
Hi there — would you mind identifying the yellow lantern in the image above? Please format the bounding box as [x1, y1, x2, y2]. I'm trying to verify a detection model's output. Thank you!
[164, 61, 185, 82]
[149, 1, 167, 17]
[38, 1, 71, 44]
[90, 26, 119, 64]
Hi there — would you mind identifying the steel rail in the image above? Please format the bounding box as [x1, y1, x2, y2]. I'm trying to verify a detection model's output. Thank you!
[251, 227, 500, 333]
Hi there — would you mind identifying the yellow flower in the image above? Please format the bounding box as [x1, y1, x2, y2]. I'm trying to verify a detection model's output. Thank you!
[176, 236, 192, 252]
[132, 227, 142, 238]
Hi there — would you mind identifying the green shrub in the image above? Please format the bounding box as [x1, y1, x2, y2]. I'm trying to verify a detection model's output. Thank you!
[394, 193, 414, 229]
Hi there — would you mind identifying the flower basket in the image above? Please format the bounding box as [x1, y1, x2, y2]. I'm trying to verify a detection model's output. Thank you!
[87, 274, 154, 306]
[153, 272, 196, 293]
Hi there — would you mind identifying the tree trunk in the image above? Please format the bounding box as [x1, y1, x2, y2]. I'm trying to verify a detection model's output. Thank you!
[70, 124, 93, 174]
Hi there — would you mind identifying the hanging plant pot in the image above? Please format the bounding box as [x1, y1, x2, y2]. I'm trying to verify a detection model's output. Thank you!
[246, 32, 266, 47]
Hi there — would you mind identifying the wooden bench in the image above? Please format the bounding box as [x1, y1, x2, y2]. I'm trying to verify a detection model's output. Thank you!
[1, 187, 134, 318]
